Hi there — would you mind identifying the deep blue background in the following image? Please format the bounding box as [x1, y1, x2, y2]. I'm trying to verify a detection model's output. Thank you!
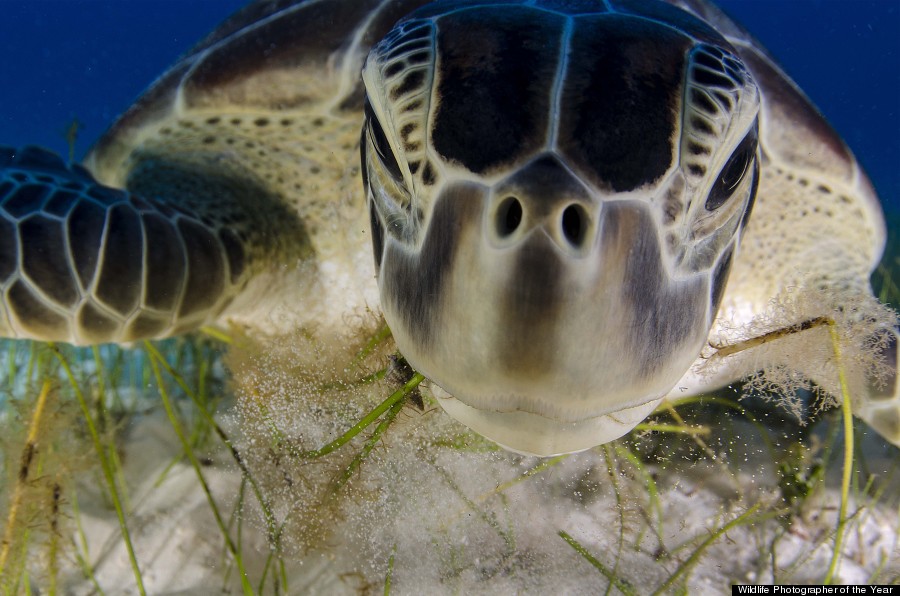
[0, 0, 897, 213]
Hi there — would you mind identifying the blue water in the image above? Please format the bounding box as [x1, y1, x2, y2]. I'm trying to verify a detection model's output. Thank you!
[0, 0, 897, 212]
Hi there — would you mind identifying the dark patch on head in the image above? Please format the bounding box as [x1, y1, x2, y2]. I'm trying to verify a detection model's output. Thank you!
[0, 217, 16, 283]
[687, 141, 710, 156]
[77, 301, 120, 343]
[694, 51, 723, 71]
[67, 200, 107, 291]
[431, 7, 562, 173]
[692, 68, 735, 89]
[142, 213, 186, 311]
[382, 183, 481, 348]
[4, 184, 49, 218]
[6, 279, 67, 338]
[559, 16, 690, 192]
[177, 219, 225, 318]
[602, 205, 708, 374]
[723, 64, 743, 82]
[96, 205, 144, 316]
[494, 154, 592, 222]
[690, 88, 718, 116]
[422, 161, 437, 186]
[20, 215, 79, 308]
[402, 99, 423, 113]
[385, 61, 406, 78]
[688, 164, 706, 177]
[663, 178, 685, 224]
[400, 123, 417, 142]
[407, 50, 430, 65]
[390, 71, 426, 102]
[713, 90, 733, 109]
[385, 39, 432, 61]
[710, 243, 734, 317]
[499, 235, 563, 373]
[690, 116, 714, 136]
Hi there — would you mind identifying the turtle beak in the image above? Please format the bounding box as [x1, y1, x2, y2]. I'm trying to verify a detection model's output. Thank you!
[378, 155, 715, 455]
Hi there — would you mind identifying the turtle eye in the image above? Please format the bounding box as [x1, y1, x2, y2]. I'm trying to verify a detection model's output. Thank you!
[364, 101, 404, 181]
[706, 128, 758, 211]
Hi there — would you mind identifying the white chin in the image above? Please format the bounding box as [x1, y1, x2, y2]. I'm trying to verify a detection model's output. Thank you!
[430, 384, 662, 457]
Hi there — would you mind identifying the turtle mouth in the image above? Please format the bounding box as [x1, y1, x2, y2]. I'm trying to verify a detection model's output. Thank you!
[430, 383, 662, 457]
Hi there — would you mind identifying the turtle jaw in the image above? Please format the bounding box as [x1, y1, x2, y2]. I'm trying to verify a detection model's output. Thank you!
[432, 384, 663, 457]
[377, 181, 716, 456]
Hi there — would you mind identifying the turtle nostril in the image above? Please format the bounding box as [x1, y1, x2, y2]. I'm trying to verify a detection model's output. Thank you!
[495, 196, 523, 238]
[561, 204, 589, 248]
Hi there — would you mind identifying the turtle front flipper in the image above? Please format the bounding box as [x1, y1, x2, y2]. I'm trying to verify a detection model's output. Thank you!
[785, 321, 900, 447]
[689, 287, 900, 448]
[0, 145, 295, 345]
[856, 328, 900, 444]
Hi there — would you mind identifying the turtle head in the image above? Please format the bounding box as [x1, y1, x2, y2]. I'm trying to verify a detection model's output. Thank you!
[361, 1, 760, 455]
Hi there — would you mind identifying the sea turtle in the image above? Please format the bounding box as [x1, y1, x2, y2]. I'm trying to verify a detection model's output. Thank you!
[0, 0, 896, 456]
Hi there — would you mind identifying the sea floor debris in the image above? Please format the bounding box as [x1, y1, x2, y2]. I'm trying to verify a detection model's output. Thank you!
[1, 327, 898, 594]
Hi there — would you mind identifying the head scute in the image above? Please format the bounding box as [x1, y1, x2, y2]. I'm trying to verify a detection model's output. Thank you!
[661, 43, 760, 274]
[363, 18, 437, 192]
[681, 44, 760, 186]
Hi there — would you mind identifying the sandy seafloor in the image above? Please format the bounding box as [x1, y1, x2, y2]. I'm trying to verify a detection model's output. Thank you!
[0, 1, 899, 593]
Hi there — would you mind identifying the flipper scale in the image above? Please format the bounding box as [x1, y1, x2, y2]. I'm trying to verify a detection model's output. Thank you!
[0, 146, 251, 344]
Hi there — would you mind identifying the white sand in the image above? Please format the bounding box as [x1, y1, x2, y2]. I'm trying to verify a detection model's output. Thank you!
[52, 395, 899, 594]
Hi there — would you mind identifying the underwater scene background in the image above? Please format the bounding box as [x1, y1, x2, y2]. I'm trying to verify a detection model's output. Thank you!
[0, 1, 899, 593]
[0, 0, 897, 214]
